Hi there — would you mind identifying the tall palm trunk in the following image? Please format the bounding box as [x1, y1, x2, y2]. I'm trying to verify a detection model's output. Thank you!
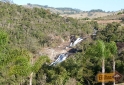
[113, 56, 115, 85]
[29, 72, 33, 85]
[30, 57, 33, 85]
[102, 58, 105, 85]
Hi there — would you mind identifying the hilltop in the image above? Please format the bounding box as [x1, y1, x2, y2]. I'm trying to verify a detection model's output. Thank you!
[24, 3, 117, 19]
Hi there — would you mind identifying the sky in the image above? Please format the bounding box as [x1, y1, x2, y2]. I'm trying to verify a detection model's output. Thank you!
[13, 0, 124, 12]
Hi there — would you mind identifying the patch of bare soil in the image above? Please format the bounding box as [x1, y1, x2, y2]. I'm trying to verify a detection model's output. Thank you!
[60, 12, 111, 19]
[40, 40, 71, 61]
[96, 20, 122, 24]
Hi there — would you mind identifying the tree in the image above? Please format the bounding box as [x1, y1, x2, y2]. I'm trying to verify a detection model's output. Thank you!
[0, 47, 31, 85]
[29, 56, 49, 85]
[106, 41, 117, 85]
[0, 30, 10, 84]
[96, 22, 121, 42]
[0, 30, 8, 47]
[85, 40, 110, 85]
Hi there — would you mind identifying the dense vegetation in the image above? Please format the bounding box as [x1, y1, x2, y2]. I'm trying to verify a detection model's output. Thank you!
[0, 1, 124, 85]
[89, 9, 105, 13]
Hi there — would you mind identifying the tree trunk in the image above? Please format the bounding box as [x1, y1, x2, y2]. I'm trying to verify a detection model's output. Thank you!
[102, 58, 105, 85]
[29, 72, 33, 85]
[113, 56, 115, 85]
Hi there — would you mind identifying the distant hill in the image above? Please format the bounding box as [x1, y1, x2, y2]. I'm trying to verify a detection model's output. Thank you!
[24, 3, 84, 14]
[25, 3, 115, 19]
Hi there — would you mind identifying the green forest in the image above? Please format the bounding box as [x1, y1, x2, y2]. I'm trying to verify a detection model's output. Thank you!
[0, 1, 124, 85]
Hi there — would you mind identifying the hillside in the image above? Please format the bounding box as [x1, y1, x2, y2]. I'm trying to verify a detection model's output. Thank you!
[0, 1, 124, 85]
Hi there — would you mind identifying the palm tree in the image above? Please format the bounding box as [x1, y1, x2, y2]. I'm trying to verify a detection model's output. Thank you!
[106, 41, 117, 85]
[96, 40, 110, 85]
[85, 40, 110, 85]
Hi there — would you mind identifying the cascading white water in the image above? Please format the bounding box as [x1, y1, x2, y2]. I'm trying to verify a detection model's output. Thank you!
[49, 53, 68, 66]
